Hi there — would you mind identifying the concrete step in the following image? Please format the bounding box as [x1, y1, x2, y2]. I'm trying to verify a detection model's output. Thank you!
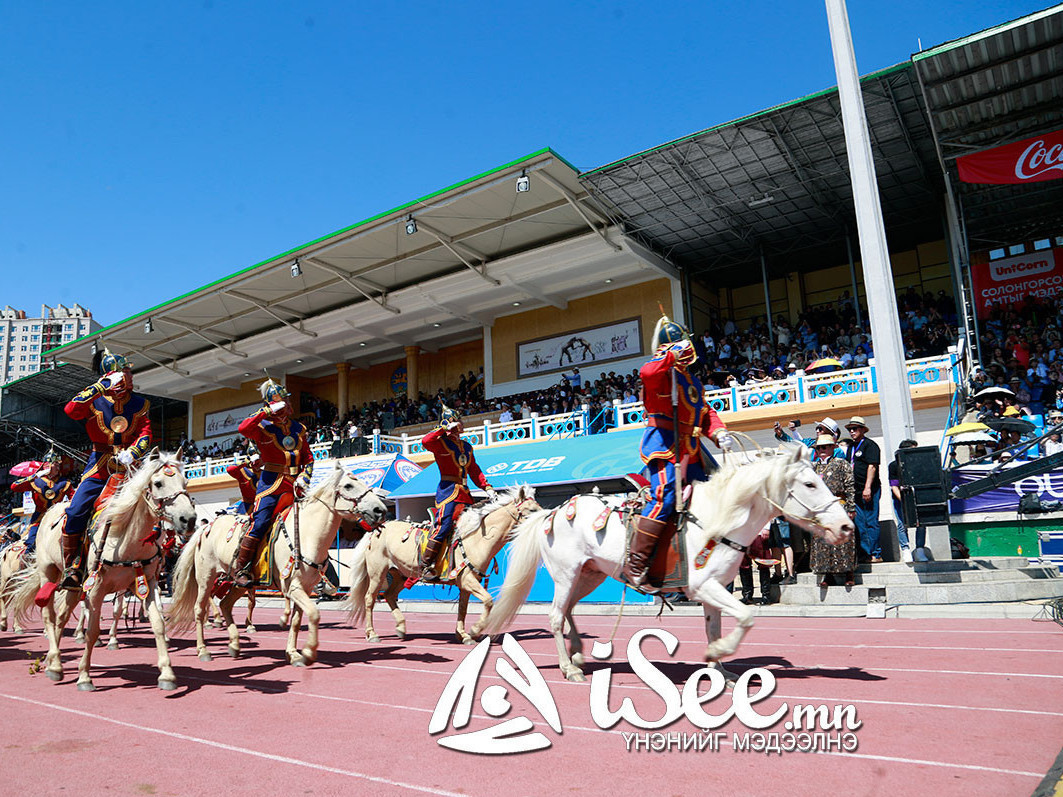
[853, 557, 1032, 573]
[793, 565, 1061, 586]
[776, 575, 1063, 606]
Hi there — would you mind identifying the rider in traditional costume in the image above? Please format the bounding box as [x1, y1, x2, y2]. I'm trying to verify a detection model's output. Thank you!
[226, 450, 261, 515]
[232, 379, 313, 588]
[413, 405, 494, 583]
[60, 350, 152, 588]
[10, 451, 73, 555]
[623, 315, 734, 587]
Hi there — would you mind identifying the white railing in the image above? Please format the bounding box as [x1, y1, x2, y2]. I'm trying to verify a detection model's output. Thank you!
[182, 351, 958, 479]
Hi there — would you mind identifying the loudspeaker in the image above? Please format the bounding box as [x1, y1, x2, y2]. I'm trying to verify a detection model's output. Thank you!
[896, 446, 949, 526]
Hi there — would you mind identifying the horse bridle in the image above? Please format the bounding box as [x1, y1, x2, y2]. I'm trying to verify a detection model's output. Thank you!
[764, 473, 844, 534]
[308, 479, 384, 529]
[503, 494, 538, 523]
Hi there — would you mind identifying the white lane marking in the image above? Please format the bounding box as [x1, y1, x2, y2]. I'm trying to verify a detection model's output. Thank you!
[0, 692, 473, 797]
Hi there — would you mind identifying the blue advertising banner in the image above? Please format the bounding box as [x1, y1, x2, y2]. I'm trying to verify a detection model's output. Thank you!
[950, 464, 1063, 514]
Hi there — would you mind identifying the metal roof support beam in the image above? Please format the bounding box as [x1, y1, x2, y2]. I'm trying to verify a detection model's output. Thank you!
[537, 171, 623, 252]
[224, 291, 319, 338]
[411, 219, 501, 287]
[118, 344, 191, 378]
[920, 39, 1063, 89]
[304, 257, 401, 314]
[620, 235, 681, 281]
[503, 275, 568, 310]
[415, 288, 494, 327]
[158, 317, 249, 359]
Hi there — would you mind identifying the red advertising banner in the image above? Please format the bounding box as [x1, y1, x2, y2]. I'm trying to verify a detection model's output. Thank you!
[970, 247, 1063, 318]
[957, 128, 1063, 184]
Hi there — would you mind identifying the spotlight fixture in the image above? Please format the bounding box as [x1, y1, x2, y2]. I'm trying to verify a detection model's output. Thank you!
[512, 301, 521, 307]
[433, 323, 441, 328]
[290, 259, 303, 278]
[747, 194, 775, 209]
[90, 340, 99, 355]
[359, 342, 367, 347]
[604, 278, 613, 284]
[143, 317, 154, 334]
[405, 215, 417, 235]
[295, 359, 303, 363]
[515, 169, 530, 194]
[244, 372, 252, 377]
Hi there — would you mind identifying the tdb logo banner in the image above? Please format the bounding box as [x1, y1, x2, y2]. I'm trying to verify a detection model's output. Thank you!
[485, 457, 566, 477]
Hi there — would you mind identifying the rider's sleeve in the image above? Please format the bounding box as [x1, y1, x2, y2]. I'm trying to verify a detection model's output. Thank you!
[467, 455, 489, 491]
[299, 436, 314, 482]
[421, 427, 446, 455]
[10, 476, 33, 492]
[238, 409, 269, 443]
[56, 480, 73, 497]
[226, 463, 245, 480]
[702, 406, 727, 440]
[129, 400, 152, 458]
[64, 381, 105, 420]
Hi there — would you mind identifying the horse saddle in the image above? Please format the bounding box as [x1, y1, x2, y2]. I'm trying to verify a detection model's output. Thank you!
[413, 525, 458, 582]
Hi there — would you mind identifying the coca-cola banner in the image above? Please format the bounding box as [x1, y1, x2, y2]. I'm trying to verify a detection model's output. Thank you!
[970, 247, 1063, 319]
[957, 128, 1063, 184]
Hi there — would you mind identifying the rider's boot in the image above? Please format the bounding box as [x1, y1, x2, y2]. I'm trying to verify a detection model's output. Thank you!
[624, 516, 666, 587]
[232, 533, 260, 589]
[418, 536, 445, 583]
[59, 533, 85, 590]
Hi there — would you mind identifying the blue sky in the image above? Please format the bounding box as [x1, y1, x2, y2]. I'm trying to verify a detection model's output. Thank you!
[0, 1, 1046, 325]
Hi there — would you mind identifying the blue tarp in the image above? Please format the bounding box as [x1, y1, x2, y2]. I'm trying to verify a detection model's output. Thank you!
[389, 427, 646, 498]
[391, 428, 652, 604]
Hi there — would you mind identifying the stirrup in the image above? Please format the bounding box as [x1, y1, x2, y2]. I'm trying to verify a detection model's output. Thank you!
[59, 569, 83, 591]
[233, 569, 254, 589]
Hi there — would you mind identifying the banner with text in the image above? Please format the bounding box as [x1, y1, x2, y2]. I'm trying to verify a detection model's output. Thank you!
[517, 318, 642, 378]
[950, 465, 1063, 514]
[957, 128, 1063, 184]
[970, 247, 1063, 319]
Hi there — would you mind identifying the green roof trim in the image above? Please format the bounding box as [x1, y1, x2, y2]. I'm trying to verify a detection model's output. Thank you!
[44, 146, 576, 358]
[912, 4, 1061, 62]
[581, 61, 911, 177]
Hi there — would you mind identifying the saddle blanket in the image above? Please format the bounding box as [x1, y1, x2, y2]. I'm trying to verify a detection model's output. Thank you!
[414, 525, 458, 581]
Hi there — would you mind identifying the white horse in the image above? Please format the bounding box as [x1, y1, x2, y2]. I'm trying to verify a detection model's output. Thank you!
[483, 445, 853, 681]
[10, 452, 198, 690]
[168, 465, 387, 666]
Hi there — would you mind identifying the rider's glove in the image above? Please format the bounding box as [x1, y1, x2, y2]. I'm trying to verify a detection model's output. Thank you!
[116, 449, 136, 467]
[715, 431, 735, 452]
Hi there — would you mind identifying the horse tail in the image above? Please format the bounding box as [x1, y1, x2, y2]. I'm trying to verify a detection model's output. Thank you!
[342, 533, 373, 626]
[166, 524, 205, 632]
[481, 508, 551, 635]
[9, 560, 44, 628]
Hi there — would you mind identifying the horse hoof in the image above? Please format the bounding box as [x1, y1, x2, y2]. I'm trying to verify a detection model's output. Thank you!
[290, 655, 306, 667]
[45, 669, 63, 682]
[95, 639, 106, 648]
[227, 646, 240, 659]
[158, 678, 177, 691]
[0, 620, 6, 632]
[395, 630, 406, 640]
[13, 626, 24, 634]
[565, 670, 586, 683]
[245, 625, 256, 635]
[77, 681, 96, 692]
[462, 637, 477, 646]
[198, 651, 213, 662]
[571, 652, 585, 667]
[367, 634, 380, 643]
[107, 641, 119, 651]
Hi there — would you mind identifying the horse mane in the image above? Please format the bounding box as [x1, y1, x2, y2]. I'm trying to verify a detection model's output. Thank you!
[306, 465, 345, 502]
[455, 484, 533, 539]
[98, 452, 183, 532]
[689, 446, 804, 546]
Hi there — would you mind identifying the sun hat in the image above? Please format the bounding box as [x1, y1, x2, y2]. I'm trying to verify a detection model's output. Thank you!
[846, 416, 869, 431]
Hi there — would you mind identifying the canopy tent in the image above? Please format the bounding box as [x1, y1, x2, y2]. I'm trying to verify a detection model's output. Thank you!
[311, 452, 423, 496]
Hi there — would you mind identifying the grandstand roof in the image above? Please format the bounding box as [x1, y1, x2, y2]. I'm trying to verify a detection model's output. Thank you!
[45, 149, 666, 398]
[579, 4, 1063, 284]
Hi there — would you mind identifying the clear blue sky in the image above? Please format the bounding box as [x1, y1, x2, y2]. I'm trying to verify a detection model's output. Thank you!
[0, 1, 1045, 325]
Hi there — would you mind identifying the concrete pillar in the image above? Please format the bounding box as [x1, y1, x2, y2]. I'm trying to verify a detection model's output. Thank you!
[335, 363, 350, 416]
[405, 345, 420, 400]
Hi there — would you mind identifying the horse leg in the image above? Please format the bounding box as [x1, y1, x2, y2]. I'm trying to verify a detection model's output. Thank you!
[245, 588, 257, 634]
[462, 572, 503, 643]
[547, 571, 585, 682]
[278, 596, 291, 629]
[219, 587, 243, 658]
[40, 586, 66, 681]
[454, 589, 473, 644]
[73, 596, 87, 643]
[75, 587, 106, 691]
[562, 569, 607, 668]
[285, 584, 319, 666]
[382, 572, 406, 640]
[210, 598, 223, 628]
[362, 560, 387, 643]
[145, 580, 177, 690]
[106, 594, 124, 650]
[701, 605, 739, 683]
[695, 579, 755, 662]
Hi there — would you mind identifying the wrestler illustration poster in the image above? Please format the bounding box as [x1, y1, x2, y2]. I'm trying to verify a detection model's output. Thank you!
[517, 318, 642, 377]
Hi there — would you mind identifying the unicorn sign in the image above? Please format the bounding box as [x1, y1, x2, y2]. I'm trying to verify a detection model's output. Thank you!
[430, 629, 861, 755]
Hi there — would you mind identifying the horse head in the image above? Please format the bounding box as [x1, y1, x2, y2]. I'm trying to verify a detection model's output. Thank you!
[774, 444, 854, 545]
[142, 453, 198, 536]
[483, 485, 541, 530]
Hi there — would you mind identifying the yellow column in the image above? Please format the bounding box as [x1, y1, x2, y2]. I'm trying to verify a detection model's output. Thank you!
[405, 346, 419, 400]
[335, 363, 350, 416]
[785, 272, 804, 323]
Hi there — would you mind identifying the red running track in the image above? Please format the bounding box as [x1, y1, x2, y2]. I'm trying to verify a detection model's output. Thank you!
[0, 607, 1061, 797]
